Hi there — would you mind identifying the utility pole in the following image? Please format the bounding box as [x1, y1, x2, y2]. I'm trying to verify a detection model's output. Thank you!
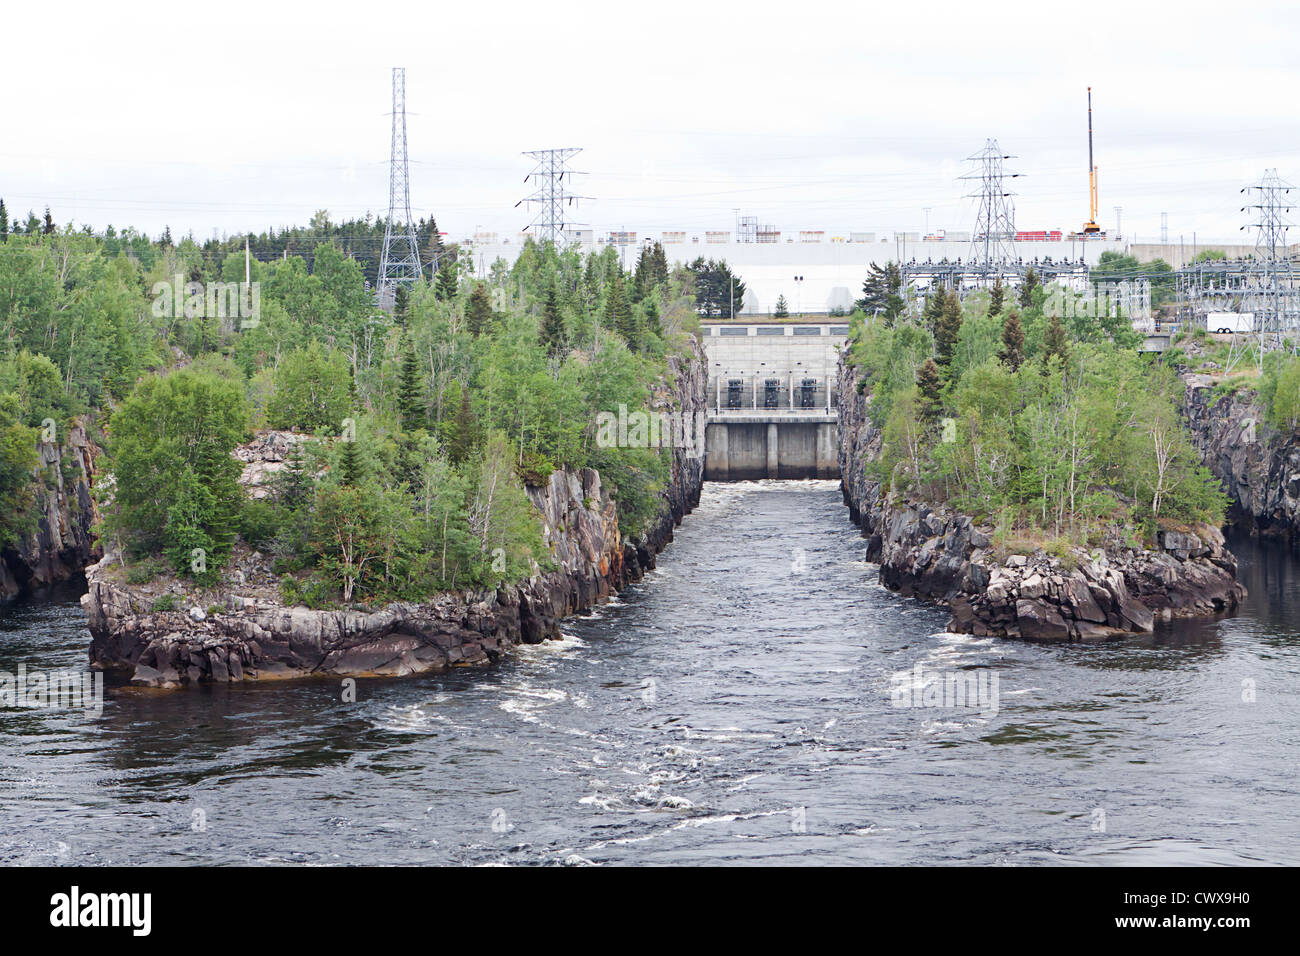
[376, 67, 423, 312]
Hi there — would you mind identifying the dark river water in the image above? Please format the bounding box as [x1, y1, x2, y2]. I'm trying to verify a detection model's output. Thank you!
[2, 480, 1298, 866]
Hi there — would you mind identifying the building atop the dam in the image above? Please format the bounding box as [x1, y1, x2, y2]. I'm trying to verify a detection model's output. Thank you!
[458, 228, 1131, 317]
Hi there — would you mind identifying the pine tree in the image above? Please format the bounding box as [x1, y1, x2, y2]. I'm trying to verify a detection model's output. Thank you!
[989, 275, 1005, 317]
[398, 346, 424, 431]
[916, 359, 944, 425]
[1018, 267, 1040, 309]
[631, 245, 654, 303]
[934, 290, 963, 372]
[998, 310, 1026, 372]
[273, 440, 312, 513]
[539, 281, 568, 359]
[1043, 313, 1070, 368]
[857, 260, 904, 321]
[774, 294, 789, 318]
[642, 294, 663, 340]
[435, 261, 458, 301]
[393, 283, 410, 325]
[421, 217, 448, 274]
[923, 286, 946, 333]
[603, 273, 636, 346]
[340, 438, 364, 487]
[0, 198, 8, 243]
[466, 282, 493, 337]
[448, 387, 477, 465]
[42, 207, 55, 235]
[651, 242, 669, 287]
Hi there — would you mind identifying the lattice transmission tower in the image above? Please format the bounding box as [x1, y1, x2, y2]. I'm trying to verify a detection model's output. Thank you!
[376, 67, 423, 312]
[517, 148, 589, 244]
[1244, 169, 1297, 339]
[961, 139, 1022, 276]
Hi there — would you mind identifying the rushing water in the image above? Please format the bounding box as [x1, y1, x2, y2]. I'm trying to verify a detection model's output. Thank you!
[2, 480, 1298, 866]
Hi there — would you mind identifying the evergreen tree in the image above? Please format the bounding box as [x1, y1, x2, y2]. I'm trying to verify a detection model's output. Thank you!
[631, 244, 655, 303]
[42, 207, 55, 235]
[603, 273, 635, 346]
[934, 290, 963, 373]
[435, 260, 458, 301]
[998, 309, 1026, 372]
[1043, 313, 1070, 368]
[651, 242, 669, 287]
[642, 294, 663, 340]
[274, 440, 312, 513]
[685, 257, 745, 318]
[420, 217, 448, 274]
[774, 294, 789, 318]
[989, 275, 1005, 317]
[539, 281, 568, 358]
[923, 286, 946, 333]
[1018, 267, 1040, 309]
[393, 283, 410, 325]
[916, 359, 944, 425]
[448, 387, 477, 465]
[398, 346, 425, 431]
[856, 261, 904, 325]
[340, 437, 364, 487]
[0, 198, 7, 243]
[466, 282, 493, 337]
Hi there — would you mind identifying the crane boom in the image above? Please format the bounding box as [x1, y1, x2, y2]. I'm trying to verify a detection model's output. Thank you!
[1082, 86, 1101, 235]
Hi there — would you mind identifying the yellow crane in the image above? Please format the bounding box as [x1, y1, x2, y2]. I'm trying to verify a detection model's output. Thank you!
[1081, 87, 1102, 235]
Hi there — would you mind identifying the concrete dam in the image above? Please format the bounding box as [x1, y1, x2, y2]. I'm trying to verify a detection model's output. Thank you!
[699, 320, 848, 481]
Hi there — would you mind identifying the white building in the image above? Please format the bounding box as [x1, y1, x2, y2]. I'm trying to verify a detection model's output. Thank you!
[458, 231, 1129, 316]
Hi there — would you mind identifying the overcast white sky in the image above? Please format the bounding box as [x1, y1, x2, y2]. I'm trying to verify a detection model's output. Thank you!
[4, 0, 1298, 245]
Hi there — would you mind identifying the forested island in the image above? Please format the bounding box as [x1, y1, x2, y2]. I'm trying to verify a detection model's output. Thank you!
[837, 264, 1300, 639]
[0, 209, 709, 611]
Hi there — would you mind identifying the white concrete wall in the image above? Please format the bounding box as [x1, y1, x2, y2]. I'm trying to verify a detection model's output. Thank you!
[460, 236, 1129, 315]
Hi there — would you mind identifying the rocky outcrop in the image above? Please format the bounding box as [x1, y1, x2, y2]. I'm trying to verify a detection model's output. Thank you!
[837, 356, 1244, 641]
[1183, 373, 1300, 540]
[235, 430, 312, 498]
[1, 419, 100, 600]
[82, 340, 707, 688]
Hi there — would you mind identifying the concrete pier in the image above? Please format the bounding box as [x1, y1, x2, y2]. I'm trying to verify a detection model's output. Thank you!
[704, 414, 839, 481]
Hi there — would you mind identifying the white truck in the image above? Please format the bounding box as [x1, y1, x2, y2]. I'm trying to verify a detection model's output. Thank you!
[1207, 312, 1255, 334]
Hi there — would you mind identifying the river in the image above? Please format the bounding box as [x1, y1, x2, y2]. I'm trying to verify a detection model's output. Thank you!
[1, 479, 1297, 865]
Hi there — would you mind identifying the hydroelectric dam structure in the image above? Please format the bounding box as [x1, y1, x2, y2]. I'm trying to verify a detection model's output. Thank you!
[700, 320, 848, 481]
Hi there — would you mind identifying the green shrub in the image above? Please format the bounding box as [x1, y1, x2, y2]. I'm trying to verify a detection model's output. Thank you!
[125, 556, 167, 585]
[239, 497, 281, 549]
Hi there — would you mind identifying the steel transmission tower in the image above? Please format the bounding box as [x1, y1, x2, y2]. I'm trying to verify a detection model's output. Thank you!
[1243, 169, 1297, 356]
[376, 67, 423, 311]
[517, 148, 589, 244]
[961, 139, 1021, 274]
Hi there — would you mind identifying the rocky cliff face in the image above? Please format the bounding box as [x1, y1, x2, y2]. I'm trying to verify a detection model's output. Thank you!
[836, 355, 1244, 641]
[1182, 373, 1300, 540]
[82, 340, 707, 688]
[1, 419, 100, 600]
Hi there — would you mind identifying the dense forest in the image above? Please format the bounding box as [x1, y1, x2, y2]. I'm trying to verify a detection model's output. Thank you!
[848, 266, 1250, 556]
[0, 203, 703, 608]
